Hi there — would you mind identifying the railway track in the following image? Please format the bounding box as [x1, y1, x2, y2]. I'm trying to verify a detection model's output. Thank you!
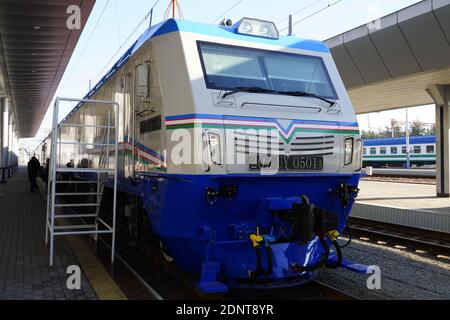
[349, 217, 450, 258]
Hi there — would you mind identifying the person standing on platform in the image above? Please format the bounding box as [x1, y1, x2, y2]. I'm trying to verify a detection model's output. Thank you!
[27, 156, 41, 193]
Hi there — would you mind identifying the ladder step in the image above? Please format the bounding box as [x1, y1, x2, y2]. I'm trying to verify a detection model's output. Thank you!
[57, 141, 116, 147]
[55, 203, 99, 208]
[55, 181, 99, 184]
[60, 124, 115, 129]
[55, 193, 100, 196]
[55, 214, 98, 218]
[54, 224, 97, 230]
[54, 229, 113, 236]
[56, 168, 114, 173]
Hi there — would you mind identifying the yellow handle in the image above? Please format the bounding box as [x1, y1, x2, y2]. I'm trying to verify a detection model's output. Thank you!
[328, 230, 340, 242]
[250, 234, 264, 247]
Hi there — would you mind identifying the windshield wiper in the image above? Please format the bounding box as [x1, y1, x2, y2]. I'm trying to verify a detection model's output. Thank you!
[282, 91, 336, 107]
[222, 87, 275, 98]
[222, 87, 336, 107]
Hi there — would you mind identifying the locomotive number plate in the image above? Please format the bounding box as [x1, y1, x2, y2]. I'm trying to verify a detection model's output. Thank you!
[279, 155, 324, 171]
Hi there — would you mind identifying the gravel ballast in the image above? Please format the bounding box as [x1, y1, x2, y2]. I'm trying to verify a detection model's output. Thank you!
[316, 239, 450, 300]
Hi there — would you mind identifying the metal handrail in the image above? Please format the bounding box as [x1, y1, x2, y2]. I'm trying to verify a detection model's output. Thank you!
[45, 97, 119, 266]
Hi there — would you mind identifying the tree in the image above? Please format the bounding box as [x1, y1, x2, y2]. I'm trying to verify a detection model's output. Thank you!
[392, 124, 405, 137]
[410, 120, 427, 136]
[426, 124, 436, 136]
[361, 129, 379, 139]
[378, 126, 393, 138]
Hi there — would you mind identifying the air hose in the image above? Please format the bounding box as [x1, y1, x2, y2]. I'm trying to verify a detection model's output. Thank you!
[292, 235, 330, 273]
[292, 236, 344, 273]
[339, 205, 353, 248]
[250, 246, 274, 277]
[254, 246, 263, 276]
[325, 239, 343, 269]
[336, 183, 359, 248]
[264, 246, 273, 276]
[249, 230, 274, 277]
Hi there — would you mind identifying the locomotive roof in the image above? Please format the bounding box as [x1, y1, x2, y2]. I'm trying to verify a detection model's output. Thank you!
[34, 18, 332, 152]
[61, 18, 330, 123]
[363, 136, 436, 146]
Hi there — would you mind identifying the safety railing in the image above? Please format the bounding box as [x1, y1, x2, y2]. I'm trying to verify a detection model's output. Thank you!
[0, 164, 18, 183]
[45, 97, 119, 266]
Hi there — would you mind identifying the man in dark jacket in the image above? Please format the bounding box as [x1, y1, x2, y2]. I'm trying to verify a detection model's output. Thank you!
[27, 156, 41, 192]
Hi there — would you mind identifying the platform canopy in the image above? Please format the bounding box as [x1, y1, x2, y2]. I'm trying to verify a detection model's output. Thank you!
[325, 0, 450, 114]
[0, 0, 95, 138]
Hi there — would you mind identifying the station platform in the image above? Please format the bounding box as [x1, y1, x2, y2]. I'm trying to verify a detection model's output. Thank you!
[0, 168, 126, 300]
[351, 180, 450, 234]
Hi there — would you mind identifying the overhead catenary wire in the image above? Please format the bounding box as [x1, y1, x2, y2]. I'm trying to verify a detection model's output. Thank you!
[90, 0, 162, 86]
[114, 0, 121, 45]
[63, 0, 112, 88]
[41, 0, 162, 140]
[211, 0, 245, 24]
[66, 0, 162, 90]
[276, 0, 323, 25]
[279, 0, 346, 32]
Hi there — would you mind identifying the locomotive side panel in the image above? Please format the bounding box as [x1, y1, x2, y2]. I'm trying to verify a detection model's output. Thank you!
[132, 42, 167, 174]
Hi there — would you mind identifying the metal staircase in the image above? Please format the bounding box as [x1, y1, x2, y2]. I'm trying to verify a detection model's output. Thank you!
[45, 97, 119, 266]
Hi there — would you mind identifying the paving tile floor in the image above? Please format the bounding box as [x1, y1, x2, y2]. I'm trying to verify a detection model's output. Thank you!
[358, 180, 450, 212]
[0, 169, 97, 300]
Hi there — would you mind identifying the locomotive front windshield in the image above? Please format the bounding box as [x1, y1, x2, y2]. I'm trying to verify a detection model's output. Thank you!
[198, 42, 338, 100]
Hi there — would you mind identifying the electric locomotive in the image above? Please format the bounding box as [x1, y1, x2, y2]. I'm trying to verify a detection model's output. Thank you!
[38, 18, 366, 292]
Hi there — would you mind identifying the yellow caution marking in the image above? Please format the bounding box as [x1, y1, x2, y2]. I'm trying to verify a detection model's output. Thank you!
[38, 183, 126, 300]
[66, 236, 127, 300]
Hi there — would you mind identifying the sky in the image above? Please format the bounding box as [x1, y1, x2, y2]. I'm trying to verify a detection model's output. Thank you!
[21, 0, 431, 151]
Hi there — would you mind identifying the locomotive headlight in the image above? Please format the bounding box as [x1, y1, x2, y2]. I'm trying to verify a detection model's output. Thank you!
[344, 137, 354, 166]
[207, 131, 222, 166]
[236, 18, 279, 39]
[240, 21, 253, 34]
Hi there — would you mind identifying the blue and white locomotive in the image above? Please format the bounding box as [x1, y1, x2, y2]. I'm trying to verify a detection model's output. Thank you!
[37, 18, 366, 292]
